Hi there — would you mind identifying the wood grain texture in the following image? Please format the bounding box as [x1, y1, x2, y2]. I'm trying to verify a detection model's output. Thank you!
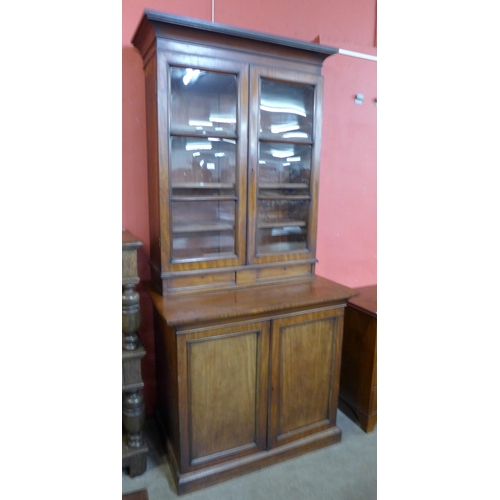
[123, 231, 148, 476]
[153, 310, 181, 468]
[132, 13, 338, 295]
[278, 317, 334, 433]
[186, 326, 268, 465]
[130, 11, 349, 493]
[122, 230, 142, 285]
[122, 488, 149, 500]
[149, 275, 355, 327]
[162, 261, 314, 294]
[143, 57, 161, 273]
[122, 440, 148, 478]
[176, 427, 340, 495]
[132, 10, 338, 67]
[347, 284, 377, 317]
[269, 308, 343, 447]
[122, 341, 146, 390]
[189, 334, 257, 460]
[339, 285, 377, 432]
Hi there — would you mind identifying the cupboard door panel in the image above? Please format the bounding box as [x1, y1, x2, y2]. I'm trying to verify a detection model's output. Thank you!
[180, 322, 269, 470]
[269, 309, 343, 447]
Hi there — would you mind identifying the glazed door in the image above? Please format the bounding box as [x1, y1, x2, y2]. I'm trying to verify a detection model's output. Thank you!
[158, 51, 249, 272]
[177, 321, 270, 471]
[268, 308, 344, 448]
[247, 66, 324, 265]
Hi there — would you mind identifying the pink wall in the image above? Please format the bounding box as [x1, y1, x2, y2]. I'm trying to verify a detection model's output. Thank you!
[122, 0, 377, 415]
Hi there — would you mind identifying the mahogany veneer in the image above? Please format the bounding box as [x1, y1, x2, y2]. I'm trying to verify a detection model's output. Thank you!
[129, 10, 355, 494]
[122, 230, 148, 477]
[149, 276, 354, 494]
[122, 490, 149, 500]
[338, 285, 377, 432]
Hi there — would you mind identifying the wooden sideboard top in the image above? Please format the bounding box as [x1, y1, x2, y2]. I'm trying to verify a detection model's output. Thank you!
[347, 284, 377, 317]
[148, 275, 356, 327]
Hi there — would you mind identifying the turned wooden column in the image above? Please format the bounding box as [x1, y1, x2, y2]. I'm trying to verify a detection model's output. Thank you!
[122, 229, 148, 477]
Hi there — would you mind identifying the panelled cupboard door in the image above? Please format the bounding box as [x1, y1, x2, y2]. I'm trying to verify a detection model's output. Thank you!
[247, 66, 324, 265]
[177, 321, 270, 471]
[268, 308, 343, 448]
[156, 49, 249, 272]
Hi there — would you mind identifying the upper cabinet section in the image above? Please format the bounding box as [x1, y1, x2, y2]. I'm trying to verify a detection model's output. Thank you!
[132, 11, 338, 295]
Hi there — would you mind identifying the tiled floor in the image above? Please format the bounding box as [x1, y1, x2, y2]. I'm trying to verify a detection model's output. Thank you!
[122, 410, 377, 500]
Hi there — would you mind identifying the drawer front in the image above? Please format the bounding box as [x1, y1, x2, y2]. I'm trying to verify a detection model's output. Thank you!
[166, 271, 236, 293]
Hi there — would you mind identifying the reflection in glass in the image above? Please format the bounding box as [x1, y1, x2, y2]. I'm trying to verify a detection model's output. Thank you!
[260, 79, 314, 140]
[171, 67, 237, 134]
[258, 142, 311, 188]
[171, 137, 236, 189]
[256, 199, 309, 254]
[172, 231, 235, 260]
[258, 199, 309, 226]
[257, 228, 308, 254]
[171, 200, 236, 259]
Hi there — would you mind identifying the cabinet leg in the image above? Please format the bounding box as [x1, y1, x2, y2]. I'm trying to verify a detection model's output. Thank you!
[358, 413, 377, 433]
[339, 398, 376, 433]
[128, 453, 148, 478]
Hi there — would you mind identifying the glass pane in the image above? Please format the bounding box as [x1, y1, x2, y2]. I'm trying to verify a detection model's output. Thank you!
[257, 200, 309, 254]
[171, 137, 236, 192]
[257, 228, 308, 254]
[171, 67, 237, 135]
[171, 201, 235, 260]
[260, 79, 314, 140]
[258, 142, 311, 190]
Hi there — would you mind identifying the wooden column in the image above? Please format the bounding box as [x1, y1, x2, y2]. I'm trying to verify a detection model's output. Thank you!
[122, 230, 148, 477]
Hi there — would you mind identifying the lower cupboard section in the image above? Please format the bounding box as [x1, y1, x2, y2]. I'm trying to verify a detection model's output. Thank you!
[153, 306, 345, 494]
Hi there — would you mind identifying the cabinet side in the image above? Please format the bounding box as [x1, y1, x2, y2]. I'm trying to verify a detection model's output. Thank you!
[143, 56, 162, 290]
[152, 306, 181, 470]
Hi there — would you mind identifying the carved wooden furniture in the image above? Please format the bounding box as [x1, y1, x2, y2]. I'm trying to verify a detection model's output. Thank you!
[122, 230, 148, 477]
[338, 284, 377, 433]
[131, 10, 355, 494]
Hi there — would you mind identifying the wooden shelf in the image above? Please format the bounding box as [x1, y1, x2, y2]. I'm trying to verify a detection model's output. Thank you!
[258, 220, 306, 229]
[172, 222, 234, 233]
[258, 194, 310, 200]
[259, 134, 313, 145]
[259, 183, 309, 190]
[173, 182, 235, 189]
[172, 196, 237, 202]
[170, 128, 238, 140]
[257, 241, 308, 254]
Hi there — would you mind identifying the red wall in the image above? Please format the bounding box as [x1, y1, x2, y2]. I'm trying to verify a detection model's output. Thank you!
[122, 0, 377, 415]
